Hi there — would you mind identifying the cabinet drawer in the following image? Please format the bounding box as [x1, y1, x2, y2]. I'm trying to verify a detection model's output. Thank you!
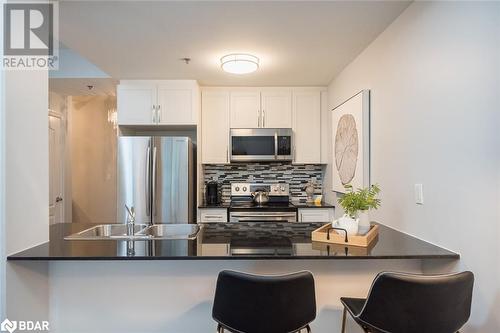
[199, 209, 228, 223]
[298, 208, 333, 223]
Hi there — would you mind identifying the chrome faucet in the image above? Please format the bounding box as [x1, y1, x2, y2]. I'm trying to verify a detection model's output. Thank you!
[125, 205, 136, 237]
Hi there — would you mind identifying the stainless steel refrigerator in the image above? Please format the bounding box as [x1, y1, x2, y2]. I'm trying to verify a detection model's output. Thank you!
[117, 136, 194, 224]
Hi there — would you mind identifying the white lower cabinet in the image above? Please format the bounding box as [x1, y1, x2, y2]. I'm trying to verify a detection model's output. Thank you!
[198, 208, 228, 223]
[200, 243, 229, 256]
[298, 208, 334, 223]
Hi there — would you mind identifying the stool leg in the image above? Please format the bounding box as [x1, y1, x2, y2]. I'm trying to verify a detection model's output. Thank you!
[341, 307, 347, 333]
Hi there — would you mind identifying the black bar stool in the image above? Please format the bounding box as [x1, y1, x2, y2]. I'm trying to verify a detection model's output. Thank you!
[212, 270, 316, 333]
[340, 271, 474, 333]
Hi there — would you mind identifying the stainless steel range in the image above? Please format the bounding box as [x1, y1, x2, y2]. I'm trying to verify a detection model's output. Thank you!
[229, 182, 297, 222]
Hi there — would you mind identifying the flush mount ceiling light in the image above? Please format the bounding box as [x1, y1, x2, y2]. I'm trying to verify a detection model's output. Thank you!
[221, 54, 259, 74]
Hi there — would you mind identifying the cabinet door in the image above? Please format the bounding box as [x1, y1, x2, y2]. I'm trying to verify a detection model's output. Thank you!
[117, 85, 157, 125]
[157, 86, 194, 124]
[293, 91, 321, 163]
[202, 91, 230, 163]
[199, 209, 228, 222]
[261, 90, 292, 128]
[230, 91, 261, 128]
[298, 208, 333, 223]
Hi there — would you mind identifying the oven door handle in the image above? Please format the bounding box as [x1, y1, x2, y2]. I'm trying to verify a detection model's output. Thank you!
[233, 217, 296, 222]
[230, 213, 297, 218]
[274, 131, 278, 160]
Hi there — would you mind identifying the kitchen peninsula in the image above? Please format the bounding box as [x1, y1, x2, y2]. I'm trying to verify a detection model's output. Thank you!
[8, 222, 458, 261]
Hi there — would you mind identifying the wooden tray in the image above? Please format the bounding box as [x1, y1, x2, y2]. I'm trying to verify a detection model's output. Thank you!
[311, 223, 379, 247]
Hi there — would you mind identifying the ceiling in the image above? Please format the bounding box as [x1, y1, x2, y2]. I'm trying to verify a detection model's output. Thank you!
[59, 1, 411, 86]
[49, 78, 118, 96]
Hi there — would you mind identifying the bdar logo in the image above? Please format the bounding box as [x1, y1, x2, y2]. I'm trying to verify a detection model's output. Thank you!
[0, 319, 17, 333]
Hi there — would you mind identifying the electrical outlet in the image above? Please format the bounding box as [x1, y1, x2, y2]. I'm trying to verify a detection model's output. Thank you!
[415, 184, 424, 205]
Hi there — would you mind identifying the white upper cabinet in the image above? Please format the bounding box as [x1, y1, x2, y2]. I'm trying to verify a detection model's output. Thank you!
[229, 89, 292, 128]
[117, 80, 199, 126]
[261, 90, 292, 128]
[292, 90, 321, 164]
[202, 90, 230, 164]
[117, 85, 157, 125]
[230, 91, 261, 128]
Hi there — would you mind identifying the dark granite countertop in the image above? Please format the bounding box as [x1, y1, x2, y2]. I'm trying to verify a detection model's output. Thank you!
[198, 202, 334, 209]
[291, 201, 335, 209]
[7, 222, 459, 261]
[198, 203, 230, 209]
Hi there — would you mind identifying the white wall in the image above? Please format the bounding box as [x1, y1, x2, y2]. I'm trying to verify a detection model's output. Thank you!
[325, 2, 500, 332]
[4, 68, 50, 320]
[49, 260, 422, 333]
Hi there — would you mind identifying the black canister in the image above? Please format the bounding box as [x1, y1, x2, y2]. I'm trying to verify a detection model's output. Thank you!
[205, 181, 219, 205]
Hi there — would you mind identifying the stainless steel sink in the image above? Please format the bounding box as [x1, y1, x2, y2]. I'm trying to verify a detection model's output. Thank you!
[64, 224, 200, 240]
[136, 224, 200, 240]
[64, 224, 149, 240]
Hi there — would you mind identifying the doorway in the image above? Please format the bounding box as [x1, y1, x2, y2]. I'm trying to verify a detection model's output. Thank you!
[49, 112, 64, 224]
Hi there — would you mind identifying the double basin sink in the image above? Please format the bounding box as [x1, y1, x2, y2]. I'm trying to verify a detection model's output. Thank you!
[65, 224, 200, 241]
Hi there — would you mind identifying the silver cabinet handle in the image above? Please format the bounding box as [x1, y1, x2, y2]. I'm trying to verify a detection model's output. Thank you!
[262, 109, 265, 128]
[257, 109, 261, 128]
[204, 215, 223, 219]
[157, 105, 161, 123]
[55, 196, 63, 202]
[152, 105, 156, 123]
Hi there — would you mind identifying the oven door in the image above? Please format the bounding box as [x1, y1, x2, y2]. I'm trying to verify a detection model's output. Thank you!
[230, 128, 293, 162]
[229, 211, 297, 222]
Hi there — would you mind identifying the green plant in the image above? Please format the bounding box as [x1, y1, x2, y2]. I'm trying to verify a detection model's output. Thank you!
[338, 184, 381, 219]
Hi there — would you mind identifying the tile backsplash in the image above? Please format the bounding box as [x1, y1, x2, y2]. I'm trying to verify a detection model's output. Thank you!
[203, 163, 323, 203]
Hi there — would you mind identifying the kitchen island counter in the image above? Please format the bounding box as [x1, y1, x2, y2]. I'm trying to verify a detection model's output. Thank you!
[8, 222, 458, 261]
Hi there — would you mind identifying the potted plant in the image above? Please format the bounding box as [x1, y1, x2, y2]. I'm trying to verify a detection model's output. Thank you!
[336, 184, 381, 235]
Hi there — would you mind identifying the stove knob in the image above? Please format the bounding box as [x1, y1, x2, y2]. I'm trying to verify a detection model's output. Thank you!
[242, 186, 247, 192]
[235, 186, 240, 192]
[280, 186, 286, 192]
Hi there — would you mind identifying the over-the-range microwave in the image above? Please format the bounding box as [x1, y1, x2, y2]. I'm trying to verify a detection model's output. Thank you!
[230, 128, 293, 162]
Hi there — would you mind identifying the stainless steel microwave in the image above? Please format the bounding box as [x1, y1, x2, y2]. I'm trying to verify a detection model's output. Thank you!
[230, 128, 293, 162]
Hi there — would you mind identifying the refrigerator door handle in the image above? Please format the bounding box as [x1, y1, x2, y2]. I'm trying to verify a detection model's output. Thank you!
[152, 145, 157, 219]
[145, 145, 151, 216]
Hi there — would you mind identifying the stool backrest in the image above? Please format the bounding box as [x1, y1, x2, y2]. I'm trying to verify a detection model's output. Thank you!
[359, 271, 474, 333]
[212, 270, 316, 333]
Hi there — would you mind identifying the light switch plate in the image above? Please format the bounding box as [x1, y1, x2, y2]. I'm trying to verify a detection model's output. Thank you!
[415, 184, 424, 205]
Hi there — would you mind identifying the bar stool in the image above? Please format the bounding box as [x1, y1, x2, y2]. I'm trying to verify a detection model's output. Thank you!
[340, 271, 474, 333]
[212, 270, 316, 333]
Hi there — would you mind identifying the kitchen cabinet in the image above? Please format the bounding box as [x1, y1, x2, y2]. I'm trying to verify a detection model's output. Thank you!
[198, 208, 228, 223]
[298, 208, 334, 223]
[230, 90, 261, 128]
[293, 90, 321, 163]
[117, 80, 199, 126]
[261, 90, 292, 128]
[229, 89, 292, 128]
[117, 84, 157, 125]
[200, 243, 229, 256]
[202, 90, 230, 163]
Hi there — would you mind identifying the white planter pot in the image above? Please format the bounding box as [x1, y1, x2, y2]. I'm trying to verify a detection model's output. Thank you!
[333, 214, 359, 236]
[358, 210, 370, 228]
